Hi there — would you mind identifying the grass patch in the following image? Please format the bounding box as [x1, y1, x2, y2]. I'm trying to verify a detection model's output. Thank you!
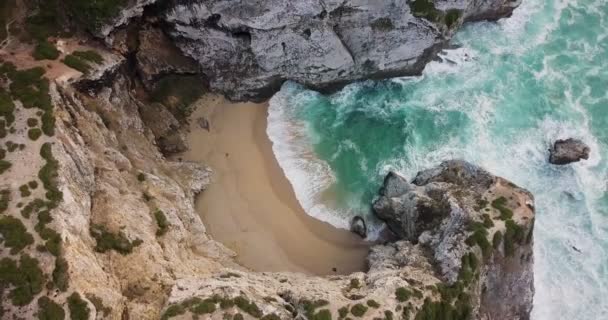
[28, 117, 39, 127]
[444, 10, 462, 28]
[504, 219, 525, 256]
[492, 197, 513, 220]
[67, 293, 90, 320]
[72, 50, 103, 64]
[154, 209, 169, 236]
[234, 296, 262, 318]
[137, 172, 145, 181]
[0, 90, 15, 125]
[0, 254, 45, 306]
[0, 216, 34, 254]
[338, 306, 348, 319]
[350, 304, 367, 317]
[62, 55, 91, 74]
[0, 159, 11, 174]
[39, 143, 62, 207]
[465, 223, 491, 258]
[161, 304, 186, 320]
[37, 296, 65, 320]
[493, 231, 503, 249]
[0, 189, 9, 213]
[19, 184, 31, 197]
[366, 300, 380, 308]
[28, 128, 43, 140]
[90, 224, 142, 255]
[52, 257, 69, 291]
[395, 287, 411, 302]
[33, 41, 60, 61]
[85, 294, 111, 317]
[64, 0, 128, 32]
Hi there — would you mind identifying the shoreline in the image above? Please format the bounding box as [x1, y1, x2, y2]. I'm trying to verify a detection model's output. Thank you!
[179, 95, 369, 275]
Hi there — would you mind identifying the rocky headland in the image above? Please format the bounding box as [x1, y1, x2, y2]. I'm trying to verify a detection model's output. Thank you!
[0, 0, 532, 319]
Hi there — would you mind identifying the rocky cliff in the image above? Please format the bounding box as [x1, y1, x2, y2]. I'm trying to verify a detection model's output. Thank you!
[0, 0, 533, 319]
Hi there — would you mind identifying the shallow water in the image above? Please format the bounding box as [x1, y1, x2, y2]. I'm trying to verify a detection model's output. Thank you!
[268, 0, 608, 317]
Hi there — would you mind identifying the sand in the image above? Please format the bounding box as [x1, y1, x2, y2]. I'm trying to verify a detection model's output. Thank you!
[179, 95, 369, 275]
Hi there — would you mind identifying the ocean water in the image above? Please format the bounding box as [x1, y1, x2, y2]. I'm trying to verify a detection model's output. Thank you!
[267, 0, 608, 318]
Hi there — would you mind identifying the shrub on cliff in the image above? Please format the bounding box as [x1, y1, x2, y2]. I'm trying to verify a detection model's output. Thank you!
[67, 293, 90, 320]
[37, 296, 65, 320]
[33, 41, 60, 61]
[0, 216, 35, 253]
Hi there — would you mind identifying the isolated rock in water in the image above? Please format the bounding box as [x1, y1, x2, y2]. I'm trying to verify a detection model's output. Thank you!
[373, 160, 535, 319]
[350, 216, 367, 238]
[549, 138, 590, 165]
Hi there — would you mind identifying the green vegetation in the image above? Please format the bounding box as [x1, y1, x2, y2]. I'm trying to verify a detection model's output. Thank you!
[40, 143, 63, 207]
[312, 309, 332, 320]
[444, 10, 462, 28]
[338, 306, 349, 319]
[137, 172, 146, 181]
[395, 287, 411, 302]
[72, 50, 103, 64]
[493, 231, 503, 249]
[64, 0, 128, 31]
[67, 293, 90, 320]
[191, 300, 216, 314]
[350, 304, 368, 317]
[234, 314, 244, 320]
[28, 117, 39, 127]
[348, 278, 361, 290]
[0, 216, 34, 253]
[29, 128, 43, 140]
[0, 255, 45, 306]
[261, 314, 281, 320]
[492, 197, 513, 220]
[384, 310, 394, 320]
[234, 296, 262, 318]
[366, 300, 380, 308]
[37, 296, 65, 320]
[19, 184, 31, 197]
[161, 304, 186, 320]
[52, 257, 69, 291]
[90, 224, 142, 254]
[62, 55, 91, 74]
[0, 189, 9, 213]
[154, 209, 169, 236]
[0, 90, 15, 125]
[33, 41, 60, 61]
[85, 294, 111, 317]
[151, 75, 205, 121]
[482, 214, 494, 228]
[466, 222, 491, 258]
[0, 0, 15, 41]
[1, 64, 56, 136]
[0, 159, 10, 174]
[29, 180, 39, 189]
[504, 219, 525, 256]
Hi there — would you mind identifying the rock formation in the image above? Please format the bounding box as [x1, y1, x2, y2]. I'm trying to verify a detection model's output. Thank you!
[549, 138, 590, 165]
[374, 160, 535, 319]
[0, 0, 533, 319]
[350, 216, 367, 238]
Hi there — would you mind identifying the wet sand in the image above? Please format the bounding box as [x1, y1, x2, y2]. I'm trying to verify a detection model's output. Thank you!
[180, 95, 369, 275]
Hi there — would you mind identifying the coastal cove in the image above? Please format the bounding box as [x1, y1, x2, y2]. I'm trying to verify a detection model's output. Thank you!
[178, 95, 369, 275]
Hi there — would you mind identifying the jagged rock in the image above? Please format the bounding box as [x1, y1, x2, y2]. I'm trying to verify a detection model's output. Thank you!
[161, 0, 521, 100]
[350, 216, 367, 238]
[549, 138, 590, 165]
[136, 27, 200, 90]
[373, 160, 535, 319]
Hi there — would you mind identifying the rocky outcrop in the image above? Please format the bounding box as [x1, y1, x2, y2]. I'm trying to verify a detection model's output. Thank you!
[350, 216, 367, 238]
[161, 0, 521, 100]
[373, 160, 535, 319]
[549, 138, 590, 165]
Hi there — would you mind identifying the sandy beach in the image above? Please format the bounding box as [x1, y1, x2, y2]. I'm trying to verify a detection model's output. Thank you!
[179, 95, 369, 275]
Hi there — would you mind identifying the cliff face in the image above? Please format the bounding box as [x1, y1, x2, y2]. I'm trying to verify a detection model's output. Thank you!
[159, 0, 521, 100]
[86, 0, 521, 101]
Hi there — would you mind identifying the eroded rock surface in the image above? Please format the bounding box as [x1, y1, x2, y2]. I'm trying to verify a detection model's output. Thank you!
[549, 138, 590, 165]
[161, 0, 521, 100]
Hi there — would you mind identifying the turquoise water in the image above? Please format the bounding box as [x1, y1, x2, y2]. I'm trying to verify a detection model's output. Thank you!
[267, 0, 608, 318]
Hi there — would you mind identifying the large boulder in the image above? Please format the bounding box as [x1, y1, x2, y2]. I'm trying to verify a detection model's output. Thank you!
[549, 138, 590, 165]
[350, 216, 367, 238]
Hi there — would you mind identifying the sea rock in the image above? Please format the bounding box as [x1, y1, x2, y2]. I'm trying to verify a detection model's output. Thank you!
[549, 138, 590, 165]
[350, 216, 367, 238]
[373, 160, 535, 319]
[161, 0, 522, 100]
